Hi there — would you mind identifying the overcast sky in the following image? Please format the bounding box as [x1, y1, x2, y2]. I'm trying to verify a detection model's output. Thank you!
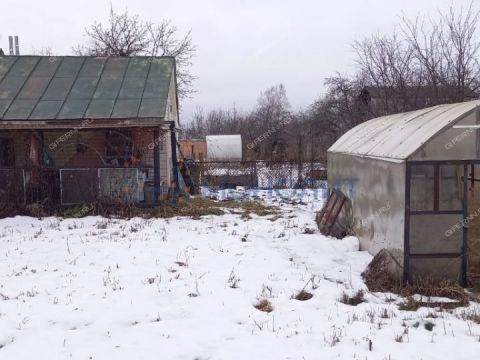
[0, 0, 475, 122]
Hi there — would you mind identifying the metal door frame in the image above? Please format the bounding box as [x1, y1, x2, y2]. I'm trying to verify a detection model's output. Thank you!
[404, 160, 478, 285]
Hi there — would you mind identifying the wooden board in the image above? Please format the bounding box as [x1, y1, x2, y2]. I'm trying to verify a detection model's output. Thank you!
[317, 189, 347, 236]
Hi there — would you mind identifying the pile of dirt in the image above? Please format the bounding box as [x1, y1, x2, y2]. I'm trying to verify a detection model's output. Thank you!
[362, 249, 400, 292]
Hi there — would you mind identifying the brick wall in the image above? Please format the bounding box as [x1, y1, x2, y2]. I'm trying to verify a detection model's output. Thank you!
[179, 139, 206, 161]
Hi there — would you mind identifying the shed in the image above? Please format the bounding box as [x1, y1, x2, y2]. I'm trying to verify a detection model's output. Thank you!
[0, 55, 180, 205]
[328, 100, 480, 285]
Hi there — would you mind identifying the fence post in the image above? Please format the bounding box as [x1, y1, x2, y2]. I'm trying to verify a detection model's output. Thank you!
[170, 122, 179, 195]
[310, 159, 314, 189]
[22, 169, 26, 205]
[297, 135, 303, 188]
[153, 128, 161, 203]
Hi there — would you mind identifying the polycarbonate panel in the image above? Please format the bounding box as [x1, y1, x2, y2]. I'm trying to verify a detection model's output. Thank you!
[17, 77, 50, 99]
[439, 165, 463, 211]
[102, 57, 129, 78]
[118, 77, 145, 99]
[0, 100, 12, 117]
[0, 57, 17, 80]
[143, 77, 169, 98]
[56, 57, 85, 77]
[148, 58, 172, 77]
[410, 165, 434, 211]
[3, 99, 36, 119]
[409, 258, 462, 282]
[0, 56, 173, 120]
[8, 57, 39, 76]
[93, 77, 122, 99]
[57, 99, 89, 119]
[42, 77, 75, 101]
[410, 214, 463, 254]
[68, 77, 98, 99]
[30, 101, 63, 119]
[124, 58, 150, 78]
[79, 58, 106, 77]
[85, 99, 115, 118]
[0, 76, 27, 99]
[329, 100, 480, 161]
[111, 99, 141, 118]
[139, 99, 166, 117]
[31, 57, 61, 77]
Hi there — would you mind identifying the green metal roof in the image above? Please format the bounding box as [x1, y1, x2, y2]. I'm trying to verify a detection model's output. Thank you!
[0, 56, 174, 121]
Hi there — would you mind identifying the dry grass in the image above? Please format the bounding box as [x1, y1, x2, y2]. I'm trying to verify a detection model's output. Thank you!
[254, 299, 273, 313]
[457, 308, 480, 324]
[0, 202, 25, 218]
[148, 198, 279, 220]
[339, 290, 366, 306]
[362, 250, 469, 308]
[398, 297, 421, 311]
[294, 290, 314, 301]
[398, 280, 469, 308]
[1, 196, 279, 221]
[0, 200, 61, 219]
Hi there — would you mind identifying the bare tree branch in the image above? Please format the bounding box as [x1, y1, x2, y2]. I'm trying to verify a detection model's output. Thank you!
[74, 7, 196, 98]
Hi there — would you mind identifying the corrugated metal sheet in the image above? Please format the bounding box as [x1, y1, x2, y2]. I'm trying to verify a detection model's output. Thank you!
[329, 101, 480, 161]
[0, 56, 174, 121]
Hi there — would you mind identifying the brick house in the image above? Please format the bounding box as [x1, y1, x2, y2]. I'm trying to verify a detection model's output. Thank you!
[0, 55, 180, 205]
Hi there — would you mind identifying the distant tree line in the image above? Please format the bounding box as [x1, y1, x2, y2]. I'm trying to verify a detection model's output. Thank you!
[183, 3, 480, 163]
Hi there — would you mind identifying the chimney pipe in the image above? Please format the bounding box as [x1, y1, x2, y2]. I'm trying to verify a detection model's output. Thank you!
[8, 36, 13, 55]
[14, 36, 19, 55]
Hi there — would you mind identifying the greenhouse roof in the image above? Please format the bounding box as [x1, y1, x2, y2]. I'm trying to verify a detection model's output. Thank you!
[329, 100, 480, 161]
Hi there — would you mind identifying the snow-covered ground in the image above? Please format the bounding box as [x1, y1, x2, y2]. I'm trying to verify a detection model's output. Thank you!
[0, 189, 479, 360]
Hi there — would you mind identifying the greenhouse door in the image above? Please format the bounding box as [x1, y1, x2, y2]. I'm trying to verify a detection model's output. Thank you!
[405, 162, 468, 285]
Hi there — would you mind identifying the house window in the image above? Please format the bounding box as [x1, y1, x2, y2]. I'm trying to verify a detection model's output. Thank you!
[105, 130, 134, 166]
[0, 138, 15, 167]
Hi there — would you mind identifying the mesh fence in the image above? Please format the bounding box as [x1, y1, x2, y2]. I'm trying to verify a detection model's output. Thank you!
[0, 167, 158, 207]
[196, 161, 326, 189]
[0, 161, 326, 209]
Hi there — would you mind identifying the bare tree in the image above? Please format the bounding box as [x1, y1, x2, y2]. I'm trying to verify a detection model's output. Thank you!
[401, 2, 480, 103]
[74, 7, 196, 98]
[439, 3, 480, 99]
[250, 84, 292, 160]
[353, 31, 418, 114]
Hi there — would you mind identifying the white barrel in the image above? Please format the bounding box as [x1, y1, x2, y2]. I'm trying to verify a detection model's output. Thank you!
[206, 135, 242, 161]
